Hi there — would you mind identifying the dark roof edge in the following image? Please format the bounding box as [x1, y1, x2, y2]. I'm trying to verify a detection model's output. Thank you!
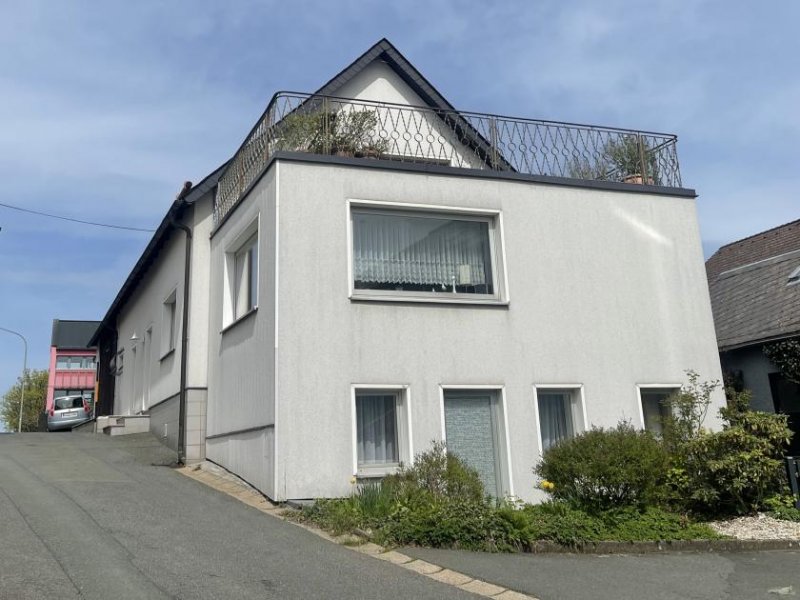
[709, 218, 800, 259]
[719, 330, 800, 352]
[211, 151, 696, 238]
[89, 161, 229, 346]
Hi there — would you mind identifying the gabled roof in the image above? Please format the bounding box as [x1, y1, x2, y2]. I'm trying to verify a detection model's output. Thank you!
[51, 319, 101, 349]
[706, 218, 800, 279]
[707, 219, 800, 350]
[313, 38, 461, 114]
[89, 161, 228, 346]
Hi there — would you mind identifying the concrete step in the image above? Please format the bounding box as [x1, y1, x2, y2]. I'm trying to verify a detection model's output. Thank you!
[100, 415, 150, 436]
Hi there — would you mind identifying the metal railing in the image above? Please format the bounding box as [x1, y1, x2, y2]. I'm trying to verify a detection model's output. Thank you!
[214, 92, 682, 225]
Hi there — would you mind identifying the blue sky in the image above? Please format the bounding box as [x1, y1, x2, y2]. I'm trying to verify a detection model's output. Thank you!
[0, 0, 798, 424]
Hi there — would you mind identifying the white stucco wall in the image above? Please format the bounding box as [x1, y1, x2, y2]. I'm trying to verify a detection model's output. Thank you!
[113, 194, 213, 454]
[271, 160, 725, 502]
[206, 169, 277, 497]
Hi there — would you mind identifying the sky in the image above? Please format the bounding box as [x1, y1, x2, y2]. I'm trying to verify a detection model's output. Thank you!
[0, 0, 798, 425]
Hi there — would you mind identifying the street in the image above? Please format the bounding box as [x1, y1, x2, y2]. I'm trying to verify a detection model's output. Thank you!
[0, 432, 476, 600]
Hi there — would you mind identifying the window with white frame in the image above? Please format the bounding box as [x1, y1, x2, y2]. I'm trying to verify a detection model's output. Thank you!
[224, 222, 259, 327]
[162, 290, 177, 355]
[639, 387, 679, 435]
[350, 204, 503, 301]
[536, 387, 584, 452]
[354, 387, 409, 475]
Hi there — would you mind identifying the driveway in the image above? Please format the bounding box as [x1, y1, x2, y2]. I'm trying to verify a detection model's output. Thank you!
[0, 432, 476, 600]
[403, 546, 800, 600]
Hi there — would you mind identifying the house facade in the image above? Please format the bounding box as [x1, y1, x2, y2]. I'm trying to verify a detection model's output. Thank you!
[47, 319, 100, 413]
[95, 39, 726, 502]
[706, 219, 800, 454]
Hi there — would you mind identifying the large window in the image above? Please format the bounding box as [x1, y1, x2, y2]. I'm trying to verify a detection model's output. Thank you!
[535, 387, 585, 452]
[353, 386, 409, 475]
[350, 204, 503, 302]
[55, 356, 96, 370]
[639, 387, 679, 435]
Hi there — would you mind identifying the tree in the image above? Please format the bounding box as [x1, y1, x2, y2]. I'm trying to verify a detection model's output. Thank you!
[763, 339, 800, 384]
[1, 369, 48, 432]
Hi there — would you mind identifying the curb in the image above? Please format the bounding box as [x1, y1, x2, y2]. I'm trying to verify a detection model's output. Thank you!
[525, 538, 800, 554]
[176, 462, 540, 600]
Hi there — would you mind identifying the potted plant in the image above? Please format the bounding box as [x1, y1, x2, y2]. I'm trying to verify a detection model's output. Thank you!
[272, 108, 388, 158]
[602, 136, 660, 185]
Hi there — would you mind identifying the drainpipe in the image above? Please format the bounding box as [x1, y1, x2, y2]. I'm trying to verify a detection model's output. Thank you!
[171, 181, 193, 464]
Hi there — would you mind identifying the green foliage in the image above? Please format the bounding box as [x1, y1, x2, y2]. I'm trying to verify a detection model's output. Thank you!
[1, 369, 48, 432]
[535, 422, 670, 512]
[763, 339, 800, 384]
[383, 440, 485, 504]
[273, 109, 388, 157]
[660, 371, 718, 454]
[764, 494, 800, 522]
[668, 387, 791, 516]
[603, 135, 661, 184]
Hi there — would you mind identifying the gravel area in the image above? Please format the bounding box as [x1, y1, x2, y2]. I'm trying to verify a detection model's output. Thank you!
[709, 514, 800, 540]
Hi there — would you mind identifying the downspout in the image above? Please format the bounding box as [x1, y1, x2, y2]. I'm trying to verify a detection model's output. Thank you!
[171, 181, 193, 464]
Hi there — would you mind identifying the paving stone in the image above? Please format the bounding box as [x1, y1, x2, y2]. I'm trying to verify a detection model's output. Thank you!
[375, 550, 413, 565]
[494, 590, 539, 600]
[459, 579, 507, 597]
[428, 569, 473, 586]
[402, 560, 443, 575]
[353, 542, 384, 555]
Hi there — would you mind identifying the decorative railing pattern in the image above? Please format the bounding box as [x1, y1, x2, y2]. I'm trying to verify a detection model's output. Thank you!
[214, 92, 682, 226]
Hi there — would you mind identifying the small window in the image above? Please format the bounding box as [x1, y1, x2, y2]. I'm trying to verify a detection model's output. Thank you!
[116, 349, 124, 374]
[639, 387, 679, 435]
[54, 389, 67, 399]
[162, 290, 177, 355]
[536, 387, 584, 452]
[354, 387, 409, 475]
[234, 233, 258, 319]
[788, 266, 800, 286]
[56, 356, 69, 369]
[350, 205, 504, 302]
[224, 222, 259, 328]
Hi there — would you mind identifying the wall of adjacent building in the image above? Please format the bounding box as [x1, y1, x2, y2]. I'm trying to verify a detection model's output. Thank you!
[720, 345, 778, 413]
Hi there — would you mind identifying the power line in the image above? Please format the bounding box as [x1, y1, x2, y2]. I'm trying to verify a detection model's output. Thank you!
[0, 201, 156, 232]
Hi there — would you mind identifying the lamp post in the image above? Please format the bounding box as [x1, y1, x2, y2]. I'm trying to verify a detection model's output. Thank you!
[0, 326, 28, 433]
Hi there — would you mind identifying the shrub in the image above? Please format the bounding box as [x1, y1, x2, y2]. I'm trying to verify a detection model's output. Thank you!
[383, 441, 485, 504]
[535, 422, 669, 512]
[764, 495, 800, 522]
[669, 388, 792, 516]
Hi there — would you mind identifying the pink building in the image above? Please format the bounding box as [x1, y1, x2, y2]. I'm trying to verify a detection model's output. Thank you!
[47, 320, 101, 412]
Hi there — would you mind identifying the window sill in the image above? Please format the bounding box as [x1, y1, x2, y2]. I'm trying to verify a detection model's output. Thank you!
[221, 306, 258, 335]
[356, 465, 401, 479]
[350, 292, 509, 307]
[159, 348, 175, 362]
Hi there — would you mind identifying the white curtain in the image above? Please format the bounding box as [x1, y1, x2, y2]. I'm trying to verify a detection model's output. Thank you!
[357, 394, 398, 466]
[353, 212, 490, 288]
[538, 392, 574, 451]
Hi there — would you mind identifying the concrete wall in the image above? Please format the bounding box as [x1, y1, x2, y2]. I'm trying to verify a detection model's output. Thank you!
[272, 160, 726, 502]
[206, 169, 277, 498]
[720, 345, 778, 413]
[148, 395, 179, 450]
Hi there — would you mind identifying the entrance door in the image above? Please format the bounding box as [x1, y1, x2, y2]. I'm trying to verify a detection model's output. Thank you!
[443, 390, 505, 497]
[770, 373, 800, 456]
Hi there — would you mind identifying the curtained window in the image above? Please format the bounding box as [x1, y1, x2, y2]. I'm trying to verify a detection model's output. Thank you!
[352, 209, 495, 296]
[537, 390, 579, 451]
[356, 392, 399, 467]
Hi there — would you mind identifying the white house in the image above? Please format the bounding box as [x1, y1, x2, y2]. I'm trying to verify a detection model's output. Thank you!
[93, 39, 725, 503]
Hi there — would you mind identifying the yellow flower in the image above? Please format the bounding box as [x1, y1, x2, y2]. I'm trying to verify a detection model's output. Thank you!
[350, 476, 357, 485]
[539, 480, 555, 491]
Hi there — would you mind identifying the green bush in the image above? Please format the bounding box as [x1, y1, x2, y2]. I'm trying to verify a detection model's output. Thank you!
[383, 441, 485, 504]
[764, 495, 800, 522]
[535, 422, 670, 512]
[668, 388, 791, 516]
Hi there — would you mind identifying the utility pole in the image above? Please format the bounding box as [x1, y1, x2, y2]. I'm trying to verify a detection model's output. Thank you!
[0, 326, 28, 432]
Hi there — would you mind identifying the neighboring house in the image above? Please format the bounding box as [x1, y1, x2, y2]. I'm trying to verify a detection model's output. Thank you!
[47, 319, 100, 413]
[93, 39, 725, 503]
[706, 219, 800, 454]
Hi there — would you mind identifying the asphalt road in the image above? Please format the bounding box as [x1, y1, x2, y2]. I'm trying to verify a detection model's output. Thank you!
[0, 432, 476, 600]
[404, 546, 800, 600]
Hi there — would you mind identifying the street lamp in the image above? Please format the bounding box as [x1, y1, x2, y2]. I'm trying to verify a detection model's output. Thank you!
[0, 326, 28, 433]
